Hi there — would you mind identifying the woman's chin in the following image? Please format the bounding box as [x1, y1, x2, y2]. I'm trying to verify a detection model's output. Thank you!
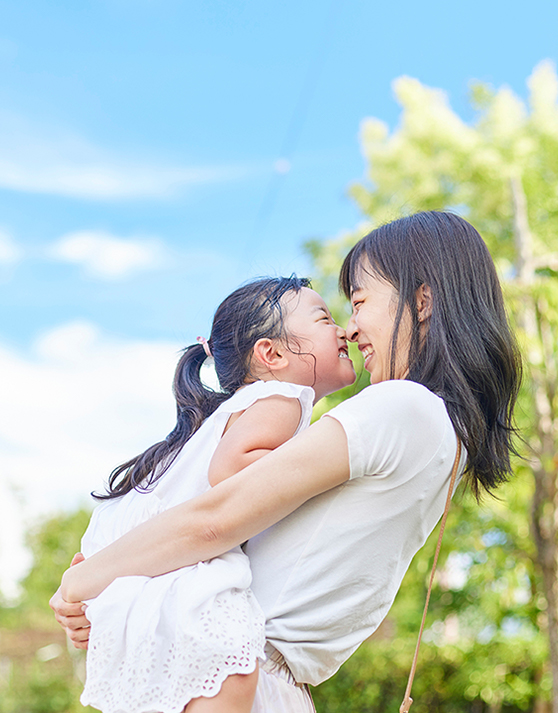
[364, 368, 380, 384]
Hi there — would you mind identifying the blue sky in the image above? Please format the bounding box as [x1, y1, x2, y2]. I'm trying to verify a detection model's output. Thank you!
[0, 0, 557, 593]
[2, 0, 557, 346]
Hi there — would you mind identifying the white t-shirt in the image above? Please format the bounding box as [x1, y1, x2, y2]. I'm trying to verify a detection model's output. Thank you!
[244, 379, 466, 686]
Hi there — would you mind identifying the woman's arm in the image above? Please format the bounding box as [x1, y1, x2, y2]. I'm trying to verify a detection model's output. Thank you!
[60, 415, 350, 603]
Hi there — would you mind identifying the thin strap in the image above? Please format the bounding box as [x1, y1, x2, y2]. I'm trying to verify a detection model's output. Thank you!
[399, 439, 462, 713]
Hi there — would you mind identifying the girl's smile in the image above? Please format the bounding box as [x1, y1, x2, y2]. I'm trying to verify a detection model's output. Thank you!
[282, 287, 356, 400]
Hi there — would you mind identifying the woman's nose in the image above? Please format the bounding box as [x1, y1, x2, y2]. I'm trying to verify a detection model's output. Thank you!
[346, 314, 359, 342]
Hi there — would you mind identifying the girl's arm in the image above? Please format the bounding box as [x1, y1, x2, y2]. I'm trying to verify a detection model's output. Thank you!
[208, 394, 302, 485]
[59, 415, 350, 604]
[51, 393, 305, 642]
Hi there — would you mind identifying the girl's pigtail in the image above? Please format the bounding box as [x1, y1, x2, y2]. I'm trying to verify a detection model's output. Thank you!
[169, 342, 228, 450]
[96, 343, 227, 500]
[97, 275, 310, 501]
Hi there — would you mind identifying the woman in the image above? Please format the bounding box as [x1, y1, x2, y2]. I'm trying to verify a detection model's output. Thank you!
[51, 211, 521, 712]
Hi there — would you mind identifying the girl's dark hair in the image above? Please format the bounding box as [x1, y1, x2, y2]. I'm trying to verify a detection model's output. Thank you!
[340, 211, 522, 498]
[96, 275, 311, 500]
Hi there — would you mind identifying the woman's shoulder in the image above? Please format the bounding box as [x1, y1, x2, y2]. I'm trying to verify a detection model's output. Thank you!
[324, 380, 453, 481]
[325, 379, 450, 446]
[340, 379, 445, 415]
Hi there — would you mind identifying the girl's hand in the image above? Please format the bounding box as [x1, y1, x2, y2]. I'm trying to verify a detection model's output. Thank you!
[49, 553, 91, 649]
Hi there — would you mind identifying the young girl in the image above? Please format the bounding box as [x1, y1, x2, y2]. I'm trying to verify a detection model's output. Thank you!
[78, 275, 356, 713]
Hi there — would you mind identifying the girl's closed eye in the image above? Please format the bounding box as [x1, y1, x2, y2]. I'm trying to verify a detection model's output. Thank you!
[316, 309, 332, 322]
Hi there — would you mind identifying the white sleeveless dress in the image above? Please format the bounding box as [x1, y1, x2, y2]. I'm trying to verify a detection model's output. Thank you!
[79, 380, 315, 713]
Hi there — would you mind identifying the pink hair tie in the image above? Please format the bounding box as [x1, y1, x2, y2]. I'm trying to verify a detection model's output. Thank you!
[196, 336, 212, 358]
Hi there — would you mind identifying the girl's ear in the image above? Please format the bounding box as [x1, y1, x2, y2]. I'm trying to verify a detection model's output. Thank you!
[416, 284, 433, 323]
[252, 338, 289, 372]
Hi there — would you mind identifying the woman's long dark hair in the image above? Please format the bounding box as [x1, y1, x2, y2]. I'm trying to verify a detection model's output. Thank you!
[340, 211, 522, 498]
[96, 275, 311, 500]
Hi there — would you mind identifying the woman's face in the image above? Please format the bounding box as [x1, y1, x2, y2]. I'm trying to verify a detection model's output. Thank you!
[346, 269, 412, 384]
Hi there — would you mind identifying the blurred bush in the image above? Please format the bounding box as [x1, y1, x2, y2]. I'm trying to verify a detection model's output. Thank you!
[0, 509, 94, 713]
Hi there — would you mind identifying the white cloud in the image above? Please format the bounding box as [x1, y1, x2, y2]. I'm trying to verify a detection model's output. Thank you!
[48, 230, 167, 279]
[0, 229, 21, 264]
[0, 110, 245, 200]
[0, 323, 181, 595]
[0, 485, 30, 601]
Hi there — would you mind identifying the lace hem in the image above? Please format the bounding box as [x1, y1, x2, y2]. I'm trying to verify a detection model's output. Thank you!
[81, 588, 265, 713]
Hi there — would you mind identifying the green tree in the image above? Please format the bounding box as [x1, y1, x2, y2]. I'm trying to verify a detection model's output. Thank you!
[310, 61, 558, 712]
[0, 509, 94, 713]
[18, 509, 92, 622]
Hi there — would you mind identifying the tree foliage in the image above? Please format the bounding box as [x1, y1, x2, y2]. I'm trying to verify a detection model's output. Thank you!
[0, 509, 94, 713]
[312, 61, 558, 712]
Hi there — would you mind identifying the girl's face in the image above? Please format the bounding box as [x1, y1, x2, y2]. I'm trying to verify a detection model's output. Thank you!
[346, 269, 412, 384]
[282, 287, 356, 401]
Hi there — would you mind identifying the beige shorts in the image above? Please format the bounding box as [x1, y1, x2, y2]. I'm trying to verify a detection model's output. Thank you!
[251, 645, 316, 713]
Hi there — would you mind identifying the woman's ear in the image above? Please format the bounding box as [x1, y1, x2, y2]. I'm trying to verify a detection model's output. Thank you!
[416, 284, 433, 323]
[252, 338, 289, 373]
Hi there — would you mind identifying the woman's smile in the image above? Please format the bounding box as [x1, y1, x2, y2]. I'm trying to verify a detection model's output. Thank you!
[346, 271, 411, 384]
[358, 344, 374, 368]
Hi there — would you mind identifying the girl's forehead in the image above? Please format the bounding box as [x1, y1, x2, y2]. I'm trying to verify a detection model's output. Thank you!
[282, 287, 328, 314]
[299, 287, 328, 309]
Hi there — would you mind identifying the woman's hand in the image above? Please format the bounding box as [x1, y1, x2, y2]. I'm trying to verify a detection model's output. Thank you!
[49, 553, 91, 649]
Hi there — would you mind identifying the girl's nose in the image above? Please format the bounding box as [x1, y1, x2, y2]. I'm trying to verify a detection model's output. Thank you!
[346, 314, 359, 342]
[336, 324, 347, 341]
